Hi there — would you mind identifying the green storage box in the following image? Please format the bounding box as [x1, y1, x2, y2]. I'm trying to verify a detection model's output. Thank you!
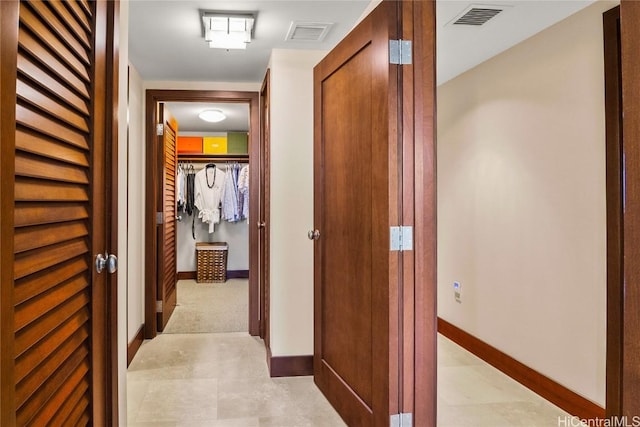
[227, 132, 248, 154]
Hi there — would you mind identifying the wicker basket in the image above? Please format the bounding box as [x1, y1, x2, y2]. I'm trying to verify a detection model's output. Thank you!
[196, 242, 228, 283]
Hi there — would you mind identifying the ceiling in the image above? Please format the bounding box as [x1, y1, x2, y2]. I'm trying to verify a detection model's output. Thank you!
[436, 0, 595, 85]
[165, 102, 250, 132]
[130, 1, 597, 129]
[128, 1, 370, 82]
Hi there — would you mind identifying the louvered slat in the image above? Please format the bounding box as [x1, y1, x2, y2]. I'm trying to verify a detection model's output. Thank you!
[15, 220, 88, 254]
[19, 5, 89, 82]
[18, 55, 89, 115]
[65, 400, 90, 426]
[15, 202, 89, 228]
[14, 289, 89, 357]
[16, 129, 89, 167]
[18, 28, 89, 99]
[57, 0, 92, 34]
[14, 238, 89, 280]
[16, 352, 89, 425]
[16, 324, 87, 406]
[15, 309, 89, 383]
[14, 257, 88, 305]
[16, 105, 88, 150]
[17, 79, 89, 132]
[23, 347, 89, 426]
[15, 274, 88, 331]
[15, 178, 88, 201]
[16, 153, 89, 185]
[77, 0, 92, 17]
[49, 375, 90, 426]
[24, 1, 90, 64]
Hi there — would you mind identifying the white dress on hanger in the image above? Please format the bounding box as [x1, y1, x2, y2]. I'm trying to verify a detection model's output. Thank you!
[194, 166, 226, 233]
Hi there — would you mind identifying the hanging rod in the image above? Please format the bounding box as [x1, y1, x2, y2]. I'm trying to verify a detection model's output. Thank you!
[177, 153, 249, 162]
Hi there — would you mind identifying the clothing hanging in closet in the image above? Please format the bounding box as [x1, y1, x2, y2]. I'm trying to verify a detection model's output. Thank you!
[194, 164, 226, 233]
[221, 163, 249, 223]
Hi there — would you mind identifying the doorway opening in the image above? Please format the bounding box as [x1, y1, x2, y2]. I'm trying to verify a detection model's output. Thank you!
[143, 90, 262, 340]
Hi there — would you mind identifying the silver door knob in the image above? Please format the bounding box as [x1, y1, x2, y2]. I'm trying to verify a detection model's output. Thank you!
[307, 229, 320, 240]
[96, 253, 107, 273]
[96, 253, 118, 274]
[257, 222, 266, 229]
[107, 254, 118, 273]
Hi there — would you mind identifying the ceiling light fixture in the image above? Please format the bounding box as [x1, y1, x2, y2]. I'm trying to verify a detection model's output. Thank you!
[199, 109, 226, 123]
[201, 11, 255, 50]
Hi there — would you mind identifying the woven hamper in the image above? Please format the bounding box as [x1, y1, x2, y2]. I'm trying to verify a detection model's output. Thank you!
[196, 242, 228, 283]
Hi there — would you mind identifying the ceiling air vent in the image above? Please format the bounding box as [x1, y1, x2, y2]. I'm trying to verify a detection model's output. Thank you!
[452, 5, 504, 26]
[286, 21, 333, 42]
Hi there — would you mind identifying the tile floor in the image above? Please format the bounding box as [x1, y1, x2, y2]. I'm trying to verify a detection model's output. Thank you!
[128, 332, 573, 426]
[127, 283, 568, 427]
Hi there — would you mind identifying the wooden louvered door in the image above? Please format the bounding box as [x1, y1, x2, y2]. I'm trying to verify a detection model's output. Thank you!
[156, 103, 178, 331]
[1, 0, 117, 425]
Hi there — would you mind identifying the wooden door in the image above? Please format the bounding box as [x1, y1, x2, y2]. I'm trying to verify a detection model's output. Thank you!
[0, 0, 117, 425]
[313, 1, 437, 425]
[313, 2, 401, 425]
[156, 103, 178, 331]
[259, 70, 271, 343]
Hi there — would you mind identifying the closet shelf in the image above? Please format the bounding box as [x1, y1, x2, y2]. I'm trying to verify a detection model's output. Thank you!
[177, 153, 249, 162]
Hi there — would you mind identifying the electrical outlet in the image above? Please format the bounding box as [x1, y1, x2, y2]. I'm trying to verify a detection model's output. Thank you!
[454, 281, 462, 303]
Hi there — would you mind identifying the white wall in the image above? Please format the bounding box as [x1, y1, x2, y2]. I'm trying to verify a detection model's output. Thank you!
[268, 49, 327, 357]
[127, 63, 145, 344]
[437, 0, 617, 407]
[117, 3, 130, 426]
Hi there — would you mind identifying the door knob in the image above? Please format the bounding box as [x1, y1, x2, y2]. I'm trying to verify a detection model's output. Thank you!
[96, 253, 118, 274]
[107, 254, 118, 273]
[307, 229, 320, 240]
[257, 222, 266, 229]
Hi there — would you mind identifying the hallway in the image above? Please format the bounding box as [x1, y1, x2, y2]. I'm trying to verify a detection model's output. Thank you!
[127, 332, 573, 426]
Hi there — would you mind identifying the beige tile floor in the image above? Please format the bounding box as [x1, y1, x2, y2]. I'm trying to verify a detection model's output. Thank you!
[127, 333, 345, 426]
[437, 335, 573, 426]
[128, 332, 574, 426]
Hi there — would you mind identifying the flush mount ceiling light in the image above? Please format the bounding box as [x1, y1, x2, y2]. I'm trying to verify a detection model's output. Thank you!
[199, 109, 226, 123]
[201, 11, 255, 50]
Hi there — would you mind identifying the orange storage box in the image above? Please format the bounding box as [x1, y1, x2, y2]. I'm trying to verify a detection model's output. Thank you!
[177, 136, 202, 154]
[203, 136, 227, 154]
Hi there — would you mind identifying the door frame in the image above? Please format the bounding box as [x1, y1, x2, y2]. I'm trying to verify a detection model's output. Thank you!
[618, 0, 640, 417]
[603, 5, 622, 417]
[259, 71, 271, 344]
[144, 89, 261, 338]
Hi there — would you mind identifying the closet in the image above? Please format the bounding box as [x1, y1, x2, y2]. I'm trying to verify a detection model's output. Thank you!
[144, 91, 262, 340]
[176, 152, 250, 280]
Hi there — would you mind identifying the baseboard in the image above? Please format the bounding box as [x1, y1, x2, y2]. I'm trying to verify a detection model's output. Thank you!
[266, 346, 313, 377]
[227, 270, 250, 279]
[177, 270, 249, 280]
[177, 271, 196, 280]
[437, 317, 605, 420]
[127, 325, 145, 367]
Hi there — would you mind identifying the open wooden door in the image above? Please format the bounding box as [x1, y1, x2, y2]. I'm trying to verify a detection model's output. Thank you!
[313, 2, 401, 425]
[156, 103, 178, 331]
[0, 0, 118, 425]
[313, 1, 436, 425]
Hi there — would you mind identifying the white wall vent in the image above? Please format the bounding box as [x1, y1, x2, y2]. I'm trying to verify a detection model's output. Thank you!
[451, 5, 504, 26]
[285, 21, 333, 42]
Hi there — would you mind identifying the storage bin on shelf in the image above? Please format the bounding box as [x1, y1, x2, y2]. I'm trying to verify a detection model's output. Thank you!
[196, 242, 228, 283]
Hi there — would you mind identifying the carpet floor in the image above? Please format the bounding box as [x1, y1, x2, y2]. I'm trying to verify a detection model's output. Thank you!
[163, 279, 248, 334]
